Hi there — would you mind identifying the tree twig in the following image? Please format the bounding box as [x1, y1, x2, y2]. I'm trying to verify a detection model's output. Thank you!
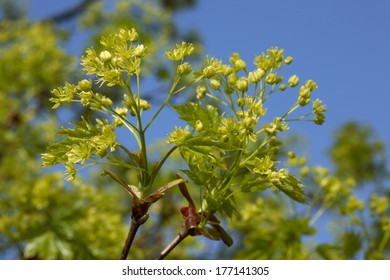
[120, 218, 141, 260]
[156, 228, 189, 260]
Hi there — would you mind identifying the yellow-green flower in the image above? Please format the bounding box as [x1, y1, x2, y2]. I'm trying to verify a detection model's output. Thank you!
[288, 75, 300, 87]
[166, 126, 191, 145]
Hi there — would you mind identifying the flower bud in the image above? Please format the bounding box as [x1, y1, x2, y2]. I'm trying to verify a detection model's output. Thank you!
[279, 84, 287, 91]
[305, 80, 318, 91]
[101, 96, 113, 107]
[236, 110, 245, 118]
[288, 151, 296, 158]
[229, 52, 240, 64]
[138, 99, 151, 111]
[100, 50, 112, 62]
[288, 75, 300, 87]
[248, 68, 265, 83]
[242, 116, 256, 129]
[195, 120, 203, 132]
[265, 73, 282, 85]
[298, 96, 310, 106]
[227, 73, 237, 86]
[284, 56, 293, 65]
[111, 56, 124, 67]
[77, 79, 93, 91]
[237, 97, 245, 107]
[127, 28, 139, 42]
[299, 86, 311, 98]
[79, 91, 93, 106]
[177, 62, 192, 76]
[203, 66, 216, 78]
[210, 78, 221, 90]
[234, 59, 246, 72]
[196, 84, 207, 99]
[224, 85, 234, 95]
[221, 65, 233, 76]
[133, 44, 147, 57]
[235, 77, 249, 92]
[314, 113, 325, 125]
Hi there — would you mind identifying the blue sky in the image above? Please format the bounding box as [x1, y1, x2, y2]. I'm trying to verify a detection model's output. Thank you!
[28, 0, 390, 168]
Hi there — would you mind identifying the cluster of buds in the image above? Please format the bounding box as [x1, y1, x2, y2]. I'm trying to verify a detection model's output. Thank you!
[298, 80, 318, 106]
[81, 28, 147, 87]
[312, 98, 326, 125]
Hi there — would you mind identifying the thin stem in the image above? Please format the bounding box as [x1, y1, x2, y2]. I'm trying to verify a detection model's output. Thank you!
[309, 205, 328, 226]
[156, 228, 189, 260]
[91, 158, 146, 172]
[120, 219, 141, 260]
[281, 102, 300, 119]
[144, 78, 180, 132]
[108, 107, 139, 133]
[239, 137, 268, 166]
[379, 225, 390, 251]
[205, 92, 228, 106]
[149, 145, 179, 188]
[125, 75, 149, 187]
[171, 75, 204, 95]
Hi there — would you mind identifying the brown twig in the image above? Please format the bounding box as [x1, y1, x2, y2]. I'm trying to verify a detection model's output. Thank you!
[120, 219, 141, 260]
[157, 228, 189, 260]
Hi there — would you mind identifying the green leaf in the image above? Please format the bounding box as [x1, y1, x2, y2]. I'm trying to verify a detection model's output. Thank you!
[57, 116, 100, 141]
[172, 102, 221, 131]
[276, 175, 308, 204]
[24, 231, 73, 260]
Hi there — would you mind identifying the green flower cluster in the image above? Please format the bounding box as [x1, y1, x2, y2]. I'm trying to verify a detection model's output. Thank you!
[82, 28, 146, 86]
[44, 28, 157, 181]
[42, 118, 117, 180]
[165, 47, 327, 216]
[44, 28, 326, 233]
